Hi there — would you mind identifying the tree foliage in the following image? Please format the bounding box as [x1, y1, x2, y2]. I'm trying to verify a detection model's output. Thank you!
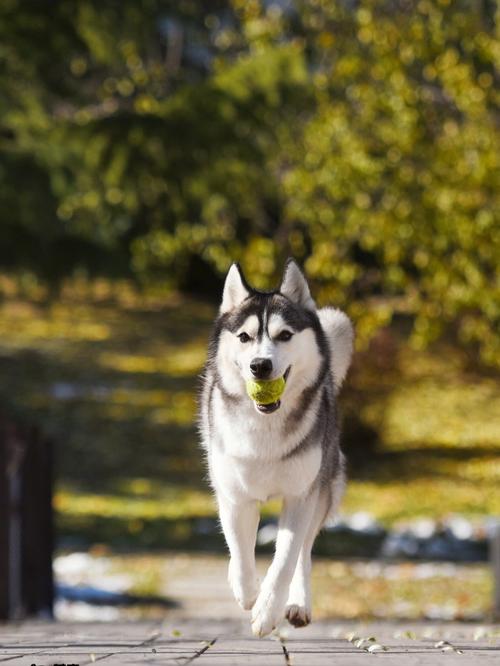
[0, 0, 498, 362]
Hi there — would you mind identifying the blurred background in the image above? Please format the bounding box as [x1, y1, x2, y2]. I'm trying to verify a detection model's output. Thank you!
[0, 0, 499, 624]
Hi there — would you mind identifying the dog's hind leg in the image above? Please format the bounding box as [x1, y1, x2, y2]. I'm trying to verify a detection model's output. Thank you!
[217, 494, 260, 610]
[285, 488, 330, 628]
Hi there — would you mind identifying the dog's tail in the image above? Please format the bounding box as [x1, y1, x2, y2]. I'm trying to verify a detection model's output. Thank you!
[317, 307, 354, 392]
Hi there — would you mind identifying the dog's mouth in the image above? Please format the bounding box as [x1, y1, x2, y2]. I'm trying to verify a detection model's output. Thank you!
[254, 366, 291, 415]
[256, 400, 281, 414]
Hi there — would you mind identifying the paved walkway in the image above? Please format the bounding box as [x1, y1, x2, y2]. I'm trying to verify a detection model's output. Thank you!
[1, 618, 499, 665]
[2, 554, 499, 664]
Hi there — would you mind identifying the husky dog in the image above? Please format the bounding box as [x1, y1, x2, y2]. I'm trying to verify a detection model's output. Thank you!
[199, 259, 353, 637]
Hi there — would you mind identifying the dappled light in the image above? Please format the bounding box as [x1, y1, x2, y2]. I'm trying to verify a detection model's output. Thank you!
[0, 285, 498, 540]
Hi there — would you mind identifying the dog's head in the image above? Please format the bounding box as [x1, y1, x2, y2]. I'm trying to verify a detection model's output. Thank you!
[212, 259, 328, 415]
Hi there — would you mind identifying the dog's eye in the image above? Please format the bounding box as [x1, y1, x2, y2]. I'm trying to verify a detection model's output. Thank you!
[237, 332, 251, 343]
[276, 330, 293, 342]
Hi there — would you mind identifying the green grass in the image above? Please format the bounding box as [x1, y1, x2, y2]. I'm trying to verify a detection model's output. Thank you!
[0, 277, 499, 545]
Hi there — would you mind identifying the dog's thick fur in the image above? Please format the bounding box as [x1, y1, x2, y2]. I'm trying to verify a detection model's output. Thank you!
[199, 259, 353, 636]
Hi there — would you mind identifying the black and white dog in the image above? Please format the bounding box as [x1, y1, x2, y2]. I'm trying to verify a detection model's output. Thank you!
[199, 259, 353, 636]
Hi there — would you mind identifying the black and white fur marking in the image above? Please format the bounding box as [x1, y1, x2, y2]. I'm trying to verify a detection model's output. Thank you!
[199, 258, 353, 636]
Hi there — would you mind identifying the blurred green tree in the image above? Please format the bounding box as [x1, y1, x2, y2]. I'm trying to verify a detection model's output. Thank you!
[275, 0, 499, 362]
[0, 0, 308, 290]
[0, 0, 498, 362]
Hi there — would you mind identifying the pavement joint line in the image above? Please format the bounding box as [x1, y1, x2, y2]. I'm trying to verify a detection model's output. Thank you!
[0, 655, 24, 663]
[108, 622, 164, 664]
[181, 637, 217, 664]
[79, 626, 164, 665]
[0, 646, 70, 663]
[280, 639, 292, 666]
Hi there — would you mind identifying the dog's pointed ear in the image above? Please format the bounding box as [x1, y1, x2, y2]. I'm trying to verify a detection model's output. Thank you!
[220, 263, 250, 313]
[280, 258, 316, 311]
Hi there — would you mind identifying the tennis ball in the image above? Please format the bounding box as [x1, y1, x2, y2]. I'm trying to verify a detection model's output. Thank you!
[246, 376, 286, 404]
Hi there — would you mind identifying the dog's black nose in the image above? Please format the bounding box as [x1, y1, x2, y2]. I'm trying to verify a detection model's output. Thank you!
[250, 357, 273, 379]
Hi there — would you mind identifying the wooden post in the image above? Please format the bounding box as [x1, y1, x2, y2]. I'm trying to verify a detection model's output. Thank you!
[492, 520, 500, 620]
[0, 433, 8, 619]
[0, 414, 53, 620]
[22, 426, 54, 617]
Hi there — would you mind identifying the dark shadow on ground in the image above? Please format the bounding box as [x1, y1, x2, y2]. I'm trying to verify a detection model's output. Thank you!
[349, 444, 500, 482]
[56, 583, 178, 609]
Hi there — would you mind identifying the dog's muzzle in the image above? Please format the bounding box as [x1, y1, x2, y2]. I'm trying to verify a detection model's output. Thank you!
[254, 366, 291, 415]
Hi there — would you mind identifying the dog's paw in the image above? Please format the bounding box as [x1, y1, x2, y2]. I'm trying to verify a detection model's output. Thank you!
[228, 560, 258, 611]
[285, 604, 311, 628]
[234, 586, 258, 611]
[251, 585, 287, 637]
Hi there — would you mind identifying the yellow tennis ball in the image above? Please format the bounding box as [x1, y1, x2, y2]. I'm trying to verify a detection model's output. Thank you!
[246, 377, 285, 404]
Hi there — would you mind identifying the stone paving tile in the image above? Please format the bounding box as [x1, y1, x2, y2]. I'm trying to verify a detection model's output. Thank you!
[0, 622, 202, 665]
[195, 638, 284, 665]
[0, 620, 499, 665]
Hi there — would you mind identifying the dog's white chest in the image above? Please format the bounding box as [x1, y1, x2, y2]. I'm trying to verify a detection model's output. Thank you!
[208, 383, 322, 502]
[210, 436, 321, 503]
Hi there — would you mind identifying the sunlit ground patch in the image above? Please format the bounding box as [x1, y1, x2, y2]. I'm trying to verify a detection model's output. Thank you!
[99, 345, 206, 377]
[313, 559, 492, 621]
[52, 551, 493, 622]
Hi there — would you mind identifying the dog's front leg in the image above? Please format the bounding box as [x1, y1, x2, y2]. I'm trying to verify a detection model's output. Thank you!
[251, 488, 318, 637]
[217, 493, 260, 610]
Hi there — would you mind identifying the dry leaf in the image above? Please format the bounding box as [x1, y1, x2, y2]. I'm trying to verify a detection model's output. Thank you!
[367, 643, 388, 653]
